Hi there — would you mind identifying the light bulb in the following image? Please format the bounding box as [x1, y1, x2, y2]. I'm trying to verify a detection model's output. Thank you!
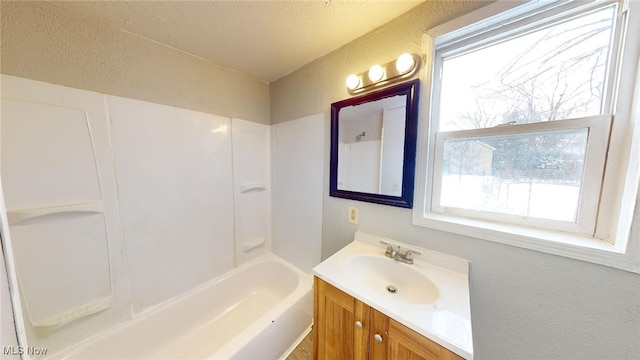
[346, 74, 361, 90]
[368, 65, 384, 82]
[396, 53, 415, 73]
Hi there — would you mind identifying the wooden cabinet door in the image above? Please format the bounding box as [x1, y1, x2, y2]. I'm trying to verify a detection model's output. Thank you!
[387, 318, 464, 360]
[369, 308, 389, 360]
[314, 277, 370, 360]
[314, 277, 464, 360]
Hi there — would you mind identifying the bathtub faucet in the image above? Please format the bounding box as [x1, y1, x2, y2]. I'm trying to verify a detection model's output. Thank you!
[380, 241, 421, 265]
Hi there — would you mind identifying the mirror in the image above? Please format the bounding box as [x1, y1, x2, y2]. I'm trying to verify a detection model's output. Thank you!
[330, 79, 419, 208]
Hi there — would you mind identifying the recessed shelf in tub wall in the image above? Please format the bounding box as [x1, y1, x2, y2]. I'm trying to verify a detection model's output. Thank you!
[8, 205, 115, 333]
[28, 296, 113, 332]
[239, 183, 266, 193]
[7, 201, 114, 331]
[243, 237, 266, 252]
[7, 201, 103, 225]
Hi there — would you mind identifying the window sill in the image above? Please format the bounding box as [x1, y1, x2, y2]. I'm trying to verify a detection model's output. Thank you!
[412, 212, 640, 273]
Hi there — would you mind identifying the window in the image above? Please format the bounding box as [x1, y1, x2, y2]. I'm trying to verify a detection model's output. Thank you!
[415, 0, 640, 272]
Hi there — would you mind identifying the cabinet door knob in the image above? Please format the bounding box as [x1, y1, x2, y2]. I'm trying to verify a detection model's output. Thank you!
[355, 321, 363, 329]
[374, 333, 383, 343]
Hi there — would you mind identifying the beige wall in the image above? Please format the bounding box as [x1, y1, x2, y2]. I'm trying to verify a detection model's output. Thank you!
[271, 1, 640, 359]
[0, 1, 270, 124]
[269, 1, 484, 124]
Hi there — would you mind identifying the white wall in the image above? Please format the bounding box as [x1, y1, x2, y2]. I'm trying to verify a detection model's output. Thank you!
[232, 119, 272, 265]
[272, 114, 324, 273]
[108, 96, 235, 314]
[380, 105, 405, 196]
[340, 140, 381, 193]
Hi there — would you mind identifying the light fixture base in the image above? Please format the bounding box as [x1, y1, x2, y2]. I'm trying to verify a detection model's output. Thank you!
[346, 53, 421, 93]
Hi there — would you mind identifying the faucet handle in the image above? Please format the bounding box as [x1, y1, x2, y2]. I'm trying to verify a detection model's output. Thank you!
[379, 241, 395, 257]
[404, 249, 421, 256]
[402, 249, 422, 264]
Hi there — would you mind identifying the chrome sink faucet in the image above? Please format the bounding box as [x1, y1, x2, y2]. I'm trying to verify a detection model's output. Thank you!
[380, 241, 421, 265]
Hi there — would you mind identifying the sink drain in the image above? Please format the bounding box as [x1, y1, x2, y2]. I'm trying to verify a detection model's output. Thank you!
[386, 285, 397, 294]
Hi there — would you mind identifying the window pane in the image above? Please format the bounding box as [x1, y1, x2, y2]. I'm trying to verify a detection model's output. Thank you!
[439, 5, 615, 131]
[439, 128, 588, 222]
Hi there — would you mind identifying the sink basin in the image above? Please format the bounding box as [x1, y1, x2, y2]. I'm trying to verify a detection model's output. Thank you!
[347, 255, 439, 304]
[312, 232, 473, 358]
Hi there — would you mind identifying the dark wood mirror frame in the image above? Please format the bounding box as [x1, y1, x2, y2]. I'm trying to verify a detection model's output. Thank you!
[330, 79, 420, 208]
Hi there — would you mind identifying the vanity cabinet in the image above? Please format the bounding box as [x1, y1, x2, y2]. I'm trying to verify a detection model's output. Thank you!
[314, 277, 463, 360]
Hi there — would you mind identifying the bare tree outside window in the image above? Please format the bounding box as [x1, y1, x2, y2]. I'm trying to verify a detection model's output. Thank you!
[436, 5, 616, 222]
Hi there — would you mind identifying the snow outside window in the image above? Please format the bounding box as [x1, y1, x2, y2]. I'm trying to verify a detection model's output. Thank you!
[414, 0, 640, 272]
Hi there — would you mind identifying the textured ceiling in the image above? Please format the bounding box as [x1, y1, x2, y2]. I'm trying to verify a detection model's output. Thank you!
[48, 1, 424, 83]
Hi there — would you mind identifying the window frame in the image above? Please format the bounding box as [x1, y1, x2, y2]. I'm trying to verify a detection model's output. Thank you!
[432, 115, 612, 235]
[413, 0, 640, 273]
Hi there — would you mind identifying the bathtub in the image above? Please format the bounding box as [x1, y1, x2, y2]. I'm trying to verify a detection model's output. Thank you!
[50, 253, 313, 359]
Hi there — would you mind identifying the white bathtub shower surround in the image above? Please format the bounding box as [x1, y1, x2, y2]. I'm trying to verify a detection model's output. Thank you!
[50, 254, 312, 360]
[232, 118, 272, 265]
[108, 96, 236, 314]
[0, 75, 132, 354]
[272, 114, 324, 273]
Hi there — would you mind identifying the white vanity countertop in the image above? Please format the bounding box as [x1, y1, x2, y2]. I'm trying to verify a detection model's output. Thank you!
[313, 231, 473, 359]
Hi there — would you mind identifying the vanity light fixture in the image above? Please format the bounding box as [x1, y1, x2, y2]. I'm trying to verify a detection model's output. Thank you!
[396, 53, 415, 73]
[346, 74, 361, 90]
[346, 53, 420, 93]
[368, 64, 384, 82]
